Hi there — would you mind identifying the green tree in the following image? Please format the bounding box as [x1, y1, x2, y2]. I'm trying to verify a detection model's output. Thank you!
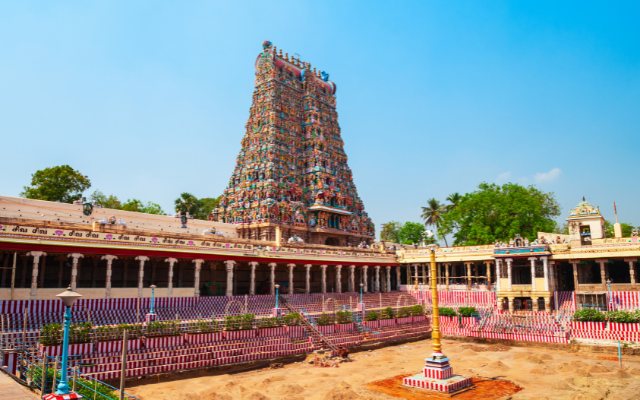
[174, 192, 200, 215]
[397, 222, 430, 245]
[121, 199, 144, 212]
[22, 165, 91, 203]
[195, 196, 222, 220]
[421, 198, 449, 246]
[441, 182, 560, 246]
[90, 190, 122, 209]
[604, 220, 636, 238]
[141, 202, 165, 215]
[380, 221, 401, 242]
[121, 199, 165, 215]
[446, 192, 462, 211]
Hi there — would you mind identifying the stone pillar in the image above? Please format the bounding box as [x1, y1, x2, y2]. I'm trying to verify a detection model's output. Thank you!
[495, 259, 501, 292]
[304, 264, 312, 294]
[249, 262, 258, 295]
[193, 259, 204, 297]
[362, 265, 369, 293]
[508, 297, 514, 313]
[27, 251, 45, 299]
[571, 260, 579, 289]
[165, 258, 177, 297]
[349, 265, 356, 292]
[544, 297, 551, 312]
[405, 265, 410, 286]
[541, 256, 549, 291]
[421, 264, 427, 286]
[101, 255, 118, 299]
[505, 258, 513, 290]
[626, 259, 637, 285]
[287, 263, 296, 294]
[374, 266, 381, 292]
[224, 260, 235, 296]
[597, 259, 607, 287]
[269, 263, 277, 295]
[385, 266, 391, 293]
[395, 266, 401, 290]
[68, 253, 84, 291]
[135, 256, 149, 298]
[465, 262, 472, 289]
[335, 265, 342, 293]
[445, 263, 450, 290]
[485, 261, 492, 290]
[529, 257, 537, 291]
[321, 265, 328, 294]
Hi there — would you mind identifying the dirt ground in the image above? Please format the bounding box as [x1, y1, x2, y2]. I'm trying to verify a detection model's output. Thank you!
[128, 339, 640, 400]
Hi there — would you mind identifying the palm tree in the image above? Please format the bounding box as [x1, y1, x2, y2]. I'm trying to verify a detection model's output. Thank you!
[174, 192, 200, 216]
[446, 192, 462, 211]
[421, 198, 449, 246]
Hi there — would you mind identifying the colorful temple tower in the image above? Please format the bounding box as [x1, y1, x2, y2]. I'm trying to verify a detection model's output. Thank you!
[215, 41, 374, 246]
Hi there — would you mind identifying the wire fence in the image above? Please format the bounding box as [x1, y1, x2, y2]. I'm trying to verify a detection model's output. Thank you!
[16, 351, 139, 400]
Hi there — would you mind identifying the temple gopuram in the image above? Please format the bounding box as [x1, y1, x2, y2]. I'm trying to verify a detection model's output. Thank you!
[214, 41, 374, 247]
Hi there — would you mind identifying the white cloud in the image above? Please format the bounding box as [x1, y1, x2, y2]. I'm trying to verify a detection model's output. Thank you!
[534, 167, 561, 184]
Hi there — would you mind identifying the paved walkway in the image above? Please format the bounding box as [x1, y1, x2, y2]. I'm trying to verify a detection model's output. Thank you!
[0, 371, 38, 399]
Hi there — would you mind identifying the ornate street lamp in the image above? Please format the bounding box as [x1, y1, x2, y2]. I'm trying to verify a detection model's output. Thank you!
[149, 285, 157, 315]
[49, 287, 83, 400]
[606, 278, 613, 311]
[273, 284, 281, 317]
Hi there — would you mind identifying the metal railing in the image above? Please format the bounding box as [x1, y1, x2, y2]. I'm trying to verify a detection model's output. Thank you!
[16, 351, 139, 400]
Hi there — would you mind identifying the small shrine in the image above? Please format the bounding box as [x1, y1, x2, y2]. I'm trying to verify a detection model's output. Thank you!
[567, 197, 605, 244]
[215, 41, 374, 246]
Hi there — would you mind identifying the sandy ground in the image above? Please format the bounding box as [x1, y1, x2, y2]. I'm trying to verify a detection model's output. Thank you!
[128, 339, 640, 400]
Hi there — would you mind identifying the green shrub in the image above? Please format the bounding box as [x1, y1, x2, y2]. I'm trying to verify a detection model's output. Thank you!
[606, 310, 640, 323]
[316, 313, 334, 326]
[336, 310, 353, 324]
[257, 317, 282, 328]
[364, 311, 379, 321]
[39, 323, 62, 346]
[145, 320, 180, 337]
[574, 309, 605, 322]
[283, 312, 302, 326]
[409, 305, 425, 316]
[39, 322, 94, 345]
[118, 323, 143, 339]
[380, 307, 395, 320]
[397, 307, 412, 318]
[194, 319, 220, 332]
[224, 314, 255, 331]
[438, 307, 457, 317]
[458, 307, 477, 318]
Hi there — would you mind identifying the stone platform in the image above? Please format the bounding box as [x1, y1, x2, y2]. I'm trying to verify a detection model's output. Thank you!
[402, 353, 473, 394]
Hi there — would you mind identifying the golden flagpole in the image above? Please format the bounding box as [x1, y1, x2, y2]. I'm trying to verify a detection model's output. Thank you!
[429, 247, 441, 354]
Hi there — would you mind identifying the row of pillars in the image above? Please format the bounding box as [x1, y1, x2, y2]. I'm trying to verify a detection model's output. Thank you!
[247, 262, 397, 295]
[19, 251, 399, 299]
[405, 261, 494, 290]
[570, 258, 638, 288]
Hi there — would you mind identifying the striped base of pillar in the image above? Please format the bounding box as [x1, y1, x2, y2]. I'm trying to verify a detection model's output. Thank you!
[403, 372, 473, 394]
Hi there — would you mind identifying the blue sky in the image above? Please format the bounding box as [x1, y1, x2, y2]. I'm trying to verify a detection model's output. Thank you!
[1, 1, 639, 231]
